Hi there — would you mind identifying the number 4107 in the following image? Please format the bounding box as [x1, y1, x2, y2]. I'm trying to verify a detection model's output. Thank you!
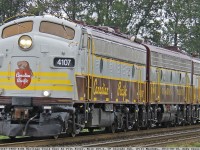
[57, 59, 71, 66]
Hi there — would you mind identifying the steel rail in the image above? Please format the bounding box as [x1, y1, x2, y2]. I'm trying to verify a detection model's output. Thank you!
[143, 135, 200, 147]
[80, 129, 200, 147]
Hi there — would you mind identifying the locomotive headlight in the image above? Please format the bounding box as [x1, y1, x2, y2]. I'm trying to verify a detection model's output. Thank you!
[18, 35, 32, 50]
[43, 90, 51, 97]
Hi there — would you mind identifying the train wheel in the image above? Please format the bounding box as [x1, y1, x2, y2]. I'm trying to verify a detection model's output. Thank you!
[192, 119, 197, 124]
[53, 135, 59, 139]
[147, 121, 153, 130]
[88, 128, 94, 133]
[177, 118, 182, 126]
[134, 122, 140, 131]
[110, 123, 116, 133]
[135, 126, 140, 131]
[182, 122, 186, 126]
[70, 132, 76, 137]
[105, 123, 116, 133]
[166, 123, 170, 128]
[123, 127, 127, 132]
[173, 122, 177, 127]
[9, 136, 16, 140]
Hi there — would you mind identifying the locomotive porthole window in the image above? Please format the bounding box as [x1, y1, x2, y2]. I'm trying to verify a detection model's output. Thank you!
[170, 71, 173, 82]
[179, 73, 182, 83]
[87, 37, 91, 50]
[100, 58, 103, 73]
[160, 70, 163, 80]
[132, 65, 135, 78]
[186, 74, 189, 84]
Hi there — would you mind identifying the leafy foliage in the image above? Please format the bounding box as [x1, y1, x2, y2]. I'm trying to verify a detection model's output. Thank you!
[0, 0, 200, 54]
[84, 0, 133, 32]
[0, 0, 28, 21]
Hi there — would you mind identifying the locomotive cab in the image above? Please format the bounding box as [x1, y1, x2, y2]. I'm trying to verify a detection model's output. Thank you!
[0, 16, 81, 137]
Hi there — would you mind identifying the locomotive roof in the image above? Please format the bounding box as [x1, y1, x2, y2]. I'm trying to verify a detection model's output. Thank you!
[86, 26, 146, 52]
[1, 16, 78, 29]
[146, 44, 192, 61]
[192, 57, 200, 63]
[2, 15, 197, 64]
[1, 15, 145, 52]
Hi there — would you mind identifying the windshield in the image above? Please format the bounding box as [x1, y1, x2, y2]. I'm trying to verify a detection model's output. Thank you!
[2, 21, 33, 38]
[40, 21, 75, 40]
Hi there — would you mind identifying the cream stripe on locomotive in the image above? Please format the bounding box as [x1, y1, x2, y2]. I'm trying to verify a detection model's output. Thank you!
[0, 72, 69, 77]
[77, 73, 146, 83]
[0, 85, 73, 91]
[0, 71, 72, 91]
[0, 78, 71, 84]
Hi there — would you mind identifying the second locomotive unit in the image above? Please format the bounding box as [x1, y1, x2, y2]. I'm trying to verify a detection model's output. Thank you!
[0, 15, 199, 138]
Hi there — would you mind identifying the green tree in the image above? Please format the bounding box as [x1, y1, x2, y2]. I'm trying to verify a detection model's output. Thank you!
[157, 0, 200, 55]
[181, 0, 200, 54]
[0, 0, 28, 21]
[27, 0, 52, 16]
[85, 0, 134, 32]
[0, 0, 199, 55]
[108, 0, 133, 32]
[85, 0, 114, 26]
[160, 0, 190, 47]
[46, 0, 88, 20]
[128, 0, 164, 45]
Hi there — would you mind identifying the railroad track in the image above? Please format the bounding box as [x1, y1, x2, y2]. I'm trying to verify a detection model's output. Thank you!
[1, 124, 200, 147]
[144, 135, 200, 147]
[81, 128, 200, 147]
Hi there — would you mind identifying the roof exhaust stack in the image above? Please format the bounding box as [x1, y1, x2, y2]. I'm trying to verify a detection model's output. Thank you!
[130, 36, 144, 44]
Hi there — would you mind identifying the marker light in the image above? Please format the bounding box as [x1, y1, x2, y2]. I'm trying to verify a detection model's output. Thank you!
[18, 35, 32, 50]
[43, 106, 52, 110]
[43, 91, 51, 97]
[0, 105, 5, 109]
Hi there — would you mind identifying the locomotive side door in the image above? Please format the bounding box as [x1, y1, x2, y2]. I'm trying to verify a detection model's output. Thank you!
[185, 73, 190, 103]
[80, 31, 88, 74]
[76, 28, 90, 100]
[137, 67, 142, 103]
[86, 34, 93, 100]
[76, 30, 92, 101]
[198, 76, 200, 103]
[156, 68, 161, 102]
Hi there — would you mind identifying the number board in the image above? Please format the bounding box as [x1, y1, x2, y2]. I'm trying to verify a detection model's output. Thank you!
[54, 57, 75, 67]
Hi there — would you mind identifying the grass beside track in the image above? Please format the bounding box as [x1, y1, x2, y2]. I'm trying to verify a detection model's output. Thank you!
[168, 140, 200, 147]
[0, 136, 9, 139]
[0, 136, 28, 140]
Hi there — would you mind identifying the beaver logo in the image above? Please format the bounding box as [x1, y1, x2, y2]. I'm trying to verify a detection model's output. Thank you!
[15, 61, 33, 89]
